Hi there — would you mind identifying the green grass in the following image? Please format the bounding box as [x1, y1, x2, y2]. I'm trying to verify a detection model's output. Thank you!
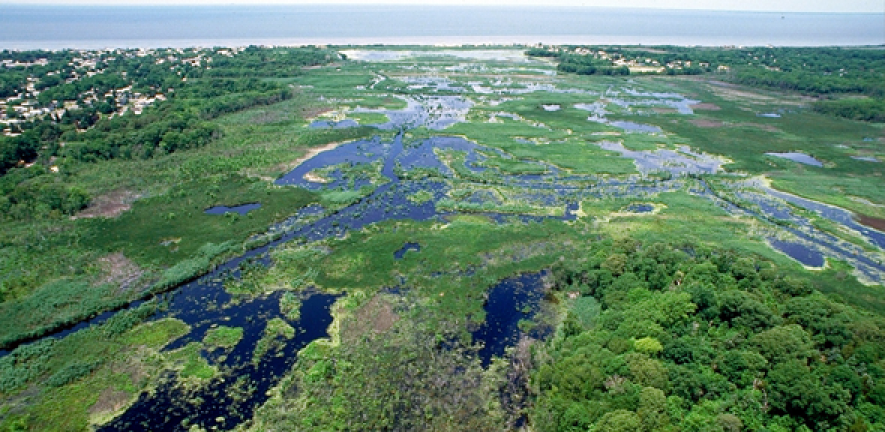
[253, 318, 295, 363]
[173, 343, 217, 380]
[352, 95, 408, 110]
[203, 326, 243, 349]
[0, 308, 189, 431]
[348, 112, 389, 124]
[442, 122, 636, 175]
[407, 190, 434, 204]
[82, 176, 319, 268]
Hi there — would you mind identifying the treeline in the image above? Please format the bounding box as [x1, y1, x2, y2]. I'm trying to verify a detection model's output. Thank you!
[813, 98, 885, 123]
[0, 164, 90, 220]
[558, 58, 632, 76]
[732, 69, 884, 98]
[528, 48, 632, 76]
[532, 239, 885, 431]
[528, 45, 885, 122]
[205, 46, 338, 78]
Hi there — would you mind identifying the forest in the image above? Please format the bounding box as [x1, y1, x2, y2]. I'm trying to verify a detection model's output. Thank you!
[535, 240, 885, 432]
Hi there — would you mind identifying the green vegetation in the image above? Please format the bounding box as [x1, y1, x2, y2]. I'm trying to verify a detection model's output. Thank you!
[173, 343, 217, 380]
[534, 239, 885, 431]
[252, 318, 295, 363]
[203, 326, 243, 349]
[0, 48, 380, 350]
[83, 177, 317, 267]
[1, 45, 884, 432]
[407, 189, 434, 204]
[530, 45, 885, 122]
[0, 306, 189, 431]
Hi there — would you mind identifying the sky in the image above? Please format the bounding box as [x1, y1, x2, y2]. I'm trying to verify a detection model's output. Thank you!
[3, 0, 883, 13]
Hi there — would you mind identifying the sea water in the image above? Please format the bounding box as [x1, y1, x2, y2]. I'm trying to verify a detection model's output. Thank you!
[1, 5, 883, 49]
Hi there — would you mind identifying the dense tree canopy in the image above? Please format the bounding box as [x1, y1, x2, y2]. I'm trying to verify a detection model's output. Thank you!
[533, 240, 885, 432]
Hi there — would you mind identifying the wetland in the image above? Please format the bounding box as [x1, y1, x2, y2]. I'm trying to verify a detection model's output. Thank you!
[1, 44, 884, 432]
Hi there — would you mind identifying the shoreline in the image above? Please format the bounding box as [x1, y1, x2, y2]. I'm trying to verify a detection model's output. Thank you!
[3, 37, 885, 51]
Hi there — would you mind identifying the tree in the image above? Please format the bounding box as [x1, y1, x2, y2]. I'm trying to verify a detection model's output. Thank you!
[751, 325, 816, 366]
[638, 387, 670, 431]
[594, 409, 642, 432]
[719, 291, 779, 331]
[635, 337, 664, 356]
[627, 353, 668, 390]
[766, 360, 850, 427]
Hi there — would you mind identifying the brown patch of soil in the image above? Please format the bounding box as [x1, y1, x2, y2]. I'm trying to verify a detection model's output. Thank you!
[75, 189, 139, 219]
[342, 295, 399, 341]
[96, 252, 144, 291]
[689, 119, 725, 128]
[301, 106, 332, 121]
[858, 214, 885, 232]
[690, 103, 721, 111]
[116, 350, 150, 384]
[88, 388, 132, 418]
[272, 141, 346, 175]
[303, 172, 330, 183]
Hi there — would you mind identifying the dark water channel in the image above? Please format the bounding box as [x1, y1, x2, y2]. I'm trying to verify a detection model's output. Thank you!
[100, 291, 338, 432]
[6, 130, 586, 430]
[769, 239, 825, 268]
[625, 203, 654, 213]
[472, 271, 550, 367]
[204, 203, 262, 215]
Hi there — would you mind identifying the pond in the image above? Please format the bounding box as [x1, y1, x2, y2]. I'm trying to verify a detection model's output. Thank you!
[394, 242, 421, 260]
[595, 141, 724, 175]
[769, 239, 825, 268]
[766, 152, 823, 167]
[607, 120, 663, 133]
[471, 271, 551, 367]
[625, 203, 655, 213]
[204, 203, 262, 215]
[851, 156, 879, 163]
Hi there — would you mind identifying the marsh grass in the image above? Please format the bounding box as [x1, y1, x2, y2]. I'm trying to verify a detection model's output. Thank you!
[203, 326, 243, 350]
[252, 318, 295, 364]
[0, 310, 189, 431]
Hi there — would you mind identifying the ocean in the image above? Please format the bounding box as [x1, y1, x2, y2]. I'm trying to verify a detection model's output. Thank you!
[1, 5, 883, 50]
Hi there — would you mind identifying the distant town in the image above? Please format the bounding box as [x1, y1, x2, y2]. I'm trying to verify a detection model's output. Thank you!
[1, 47, 245, 136]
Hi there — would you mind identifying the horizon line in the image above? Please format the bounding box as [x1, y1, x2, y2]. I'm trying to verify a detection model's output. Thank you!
[2, 2, 883, 14]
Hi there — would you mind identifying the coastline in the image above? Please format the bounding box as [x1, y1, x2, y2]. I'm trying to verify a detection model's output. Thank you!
[4, 36, 885, 51]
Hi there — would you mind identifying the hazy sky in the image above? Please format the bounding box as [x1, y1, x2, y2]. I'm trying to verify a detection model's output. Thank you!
[3, 0, 883, 13]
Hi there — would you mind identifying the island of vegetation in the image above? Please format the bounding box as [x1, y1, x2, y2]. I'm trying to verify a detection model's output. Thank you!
[0, 43, 884, 432]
